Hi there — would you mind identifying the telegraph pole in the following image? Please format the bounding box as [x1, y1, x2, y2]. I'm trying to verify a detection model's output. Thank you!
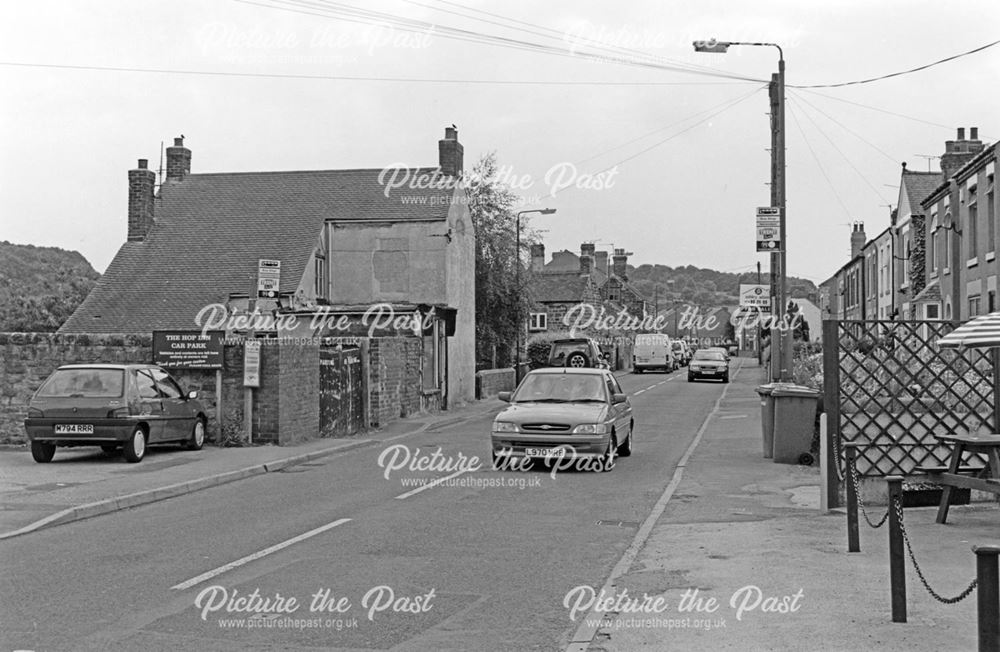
[768, 57, 789, 381]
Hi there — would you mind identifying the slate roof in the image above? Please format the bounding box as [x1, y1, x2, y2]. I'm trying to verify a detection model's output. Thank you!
[532, 272, 593, 303]
[60, 167, 453, 333]
[902, 169, 943, 214]
[912, 281, 941, 304]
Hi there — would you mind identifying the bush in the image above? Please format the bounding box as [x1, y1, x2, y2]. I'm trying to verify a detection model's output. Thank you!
[221, 407, 250, 447]
[526, 331, 574, 369]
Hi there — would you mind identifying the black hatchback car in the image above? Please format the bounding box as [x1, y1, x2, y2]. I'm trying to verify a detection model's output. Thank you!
[24, 364, 208, 463]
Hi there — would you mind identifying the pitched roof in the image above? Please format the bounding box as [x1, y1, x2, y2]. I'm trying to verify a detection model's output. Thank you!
[901, 169, 943, 214]
[60, 167, 453, 333]
[531, 272, 592, 303]
[912, 281, 941, 304]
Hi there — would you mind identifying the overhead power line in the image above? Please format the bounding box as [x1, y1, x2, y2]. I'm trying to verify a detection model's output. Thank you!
[795, 89, 953, 129]
[787, 103, 853, 219]
[788, 90, 899, 165]
[0, 60, 748, 86]
[237, 0, 765, 82]
[793, 38, 1000, 89]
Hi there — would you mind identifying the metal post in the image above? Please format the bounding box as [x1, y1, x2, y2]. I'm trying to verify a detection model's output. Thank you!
[515, 211, 521, 385]
[887, 475, 906, 623]
[776, 56, 790, 382]
[974, 544, 1000, 652]
[845, 443, 860, 553]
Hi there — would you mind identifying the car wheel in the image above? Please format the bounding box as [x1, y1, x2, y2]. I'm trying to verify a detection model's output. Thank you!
[566, 352, 589, 368]
[31, 441, 56, 463]
[634, 367, 643, 374]
[187, 418, 206, 450]
[101, 445, 118, 454]
[618, 423, 633, 457]
[723, 373, 730, 383]
[687, 374, 694, 382]
[122, 426, 146, 463]
[600, 435, 617, 472]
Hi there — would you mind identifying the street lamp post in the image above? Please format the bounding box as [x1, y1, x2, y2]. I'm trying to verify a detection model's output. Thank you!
[514, 208, 556, 385]
[693, 38, 788, 381]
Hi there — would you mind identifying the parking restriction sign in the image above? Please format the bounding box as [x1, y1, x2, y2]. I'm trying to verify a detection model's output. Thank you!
[756, 207, 782, 252]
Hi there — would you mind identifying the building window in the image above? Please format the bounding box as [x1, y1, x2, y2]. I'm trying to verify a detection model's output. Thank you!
[988, 189, 996, 256]
[989, 290, 996, 313]
[314, 253, 327, 299]
[968, 187, 978, 261]
[926, 304, 939, 320]
[528, 312, 547, 331]
[969, 295, 981, 318]
[943, 219, 950, 270]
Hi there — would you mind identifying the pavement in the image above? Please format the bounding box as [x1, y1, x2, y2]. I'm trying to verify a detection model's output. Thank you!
[591, 359, 999, 652]
[2, 362, 997, 650]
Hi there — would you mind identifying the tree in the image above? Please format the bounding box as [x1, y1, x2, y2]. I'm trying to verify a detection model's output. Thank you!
[466, 153, 535, 368]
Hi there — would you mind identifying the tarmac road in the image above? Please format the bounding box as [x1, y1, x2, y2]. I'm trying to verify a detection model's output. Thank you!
[0, 362, 726, 651]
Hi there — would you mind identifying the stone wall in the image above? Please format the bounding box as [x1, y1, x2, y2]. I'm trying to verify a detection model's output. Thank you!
[476, 368, 514, 399]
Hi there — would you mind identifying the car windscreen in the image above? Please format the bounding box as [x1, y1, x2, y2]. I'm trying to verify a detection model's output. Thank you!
[693, 351, 725, 362]
[36, 368, 125, 398]
[513, 374, 606, 403]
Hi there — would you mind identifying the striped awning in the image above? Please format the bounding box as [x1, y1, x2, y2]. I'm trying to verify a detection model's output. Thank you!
[938, 312, 1000, 348]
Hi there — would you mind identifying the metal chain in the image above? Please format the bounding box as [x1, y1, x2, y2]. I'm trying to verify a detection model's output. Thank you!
[831, 431, 844, 482]
[849, 454, 889, 528]
[893, 499, 979, 604]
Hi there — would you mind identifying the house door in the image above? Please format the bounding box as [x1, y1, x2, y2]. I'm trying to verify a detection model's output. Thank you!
[319, 346, 364, 437]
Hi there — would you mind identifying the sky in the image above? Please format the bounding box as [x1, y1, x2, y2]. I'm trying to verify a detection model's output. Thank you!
[2, 0, 998, 288]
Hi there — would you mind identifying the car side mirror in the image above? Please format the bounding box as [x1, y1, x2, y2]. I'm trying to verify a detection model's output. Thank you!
[498, 391, 512, 403]
[612, 393, 627, 404]
[187, 390, 199, 400]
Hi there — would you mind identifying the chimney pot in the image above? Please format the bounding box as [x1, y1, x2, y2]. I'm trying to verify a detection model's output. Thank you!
[137, 158, 148, 169]
[165, 136, 192, 182]
[971, 127, 979, 140]
[958, 127, 965, 140]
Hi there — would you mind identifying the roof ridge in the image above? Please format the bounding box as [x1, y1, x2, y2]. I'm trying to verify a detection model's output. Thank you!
[182, 166, 442, 177]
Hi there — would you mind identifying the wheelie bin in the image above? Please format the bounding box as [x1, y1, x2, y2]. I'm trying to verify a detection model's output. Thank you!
[771, 384, 820, 465]
[755, 383, 777, 459]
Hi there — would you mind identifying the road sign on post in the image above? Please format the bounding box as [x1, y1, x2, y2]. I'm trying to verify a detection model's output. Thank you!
[257, 259, 281, 299]
[756, 207, 782, 252]
[739, 284, 771, 313]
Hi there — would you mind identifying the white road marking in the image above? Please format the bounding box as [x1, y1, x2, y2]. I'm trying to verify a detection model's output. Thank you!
[394, 469, 470, 500]
[720, 414, 749, 419]
[566, 359, 743, 651]
[171, 518, 351, 590]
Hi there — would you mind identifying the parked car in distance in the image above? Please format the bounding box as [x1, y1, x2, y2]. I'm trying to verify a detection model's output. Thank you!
[671, 339, 692, 366]
[491, 367, 633, 471]
[687, 349, 730, 383]
[633, 333, 675, 373]
[706, 346, 731, 361]
[547, 338, 609, 369]
[24, 364, 208, 463]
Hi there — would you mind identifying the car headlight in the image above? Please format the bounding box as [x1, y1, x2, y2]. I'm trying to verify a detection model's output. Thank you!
[27, 407, 43, 418]
[493, 421, 519, 433]
[572, 423, 609, 434]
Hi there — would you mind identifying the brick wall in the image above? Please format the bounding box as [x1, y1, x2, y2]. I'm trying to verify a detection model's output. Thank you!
[368, 337, 439, 427]
[278, 340, 319, 444]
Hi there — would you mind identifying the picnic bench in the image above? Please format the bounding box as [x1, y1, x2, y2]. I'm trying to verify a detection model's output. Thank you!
[916, 432, 1000, 524]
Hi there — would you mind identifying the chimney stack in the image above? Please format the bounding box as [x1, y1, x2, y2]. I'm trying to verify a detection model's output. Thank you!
[165, 136, 191, 182]
[850, 222, 866, 259]
[580, 254, 593, 276]
[612, 248, 628, 281]
[594, 250, 609, 275]
[530, 243, 545, 272]
[438, 126, 464, 177]
[941, 126, 984, 180]
[128, 159, 156, 241]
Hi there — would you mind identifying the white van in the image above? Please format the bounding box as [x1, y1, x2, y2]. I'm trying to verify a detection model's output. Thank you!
[632, 333, 676, 373]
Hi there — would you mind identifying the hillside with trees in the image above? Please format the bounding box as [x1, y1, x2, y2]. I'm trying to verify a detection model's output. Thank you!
[0, 241, 99, 331]
[628, 263, 817, 309]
